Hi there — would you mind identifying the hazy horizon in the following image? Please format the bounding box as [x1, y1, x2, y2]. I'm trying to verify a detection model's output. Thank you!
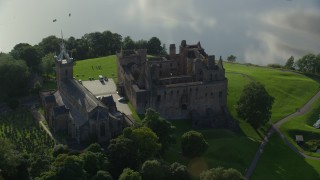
[1, 0, 320, 65]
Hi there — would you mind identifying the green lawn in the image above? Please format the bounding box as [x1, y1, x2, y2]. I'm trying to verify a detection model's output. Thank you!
[73, 57, 320, 177]
[252, 135, 320, 180]
[224, 63, 320, 123]
[164, 120, 259, 178]
[73, 55, 118, 82]
[280, 98, 320, 157]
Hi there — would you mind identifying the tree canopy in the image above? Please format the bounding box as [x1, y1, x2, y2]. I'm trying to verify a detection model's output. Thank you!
[181, 130, 208, 158]
[142, 108, 176, 155]
[236, 81, 274, 128]
[227, 55, 237, 63]
[200, 167, 245, 180]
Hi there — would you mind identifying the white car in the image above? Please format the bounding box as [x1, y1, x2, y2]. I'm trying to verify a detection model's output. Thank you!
[118, 97, 127, 102]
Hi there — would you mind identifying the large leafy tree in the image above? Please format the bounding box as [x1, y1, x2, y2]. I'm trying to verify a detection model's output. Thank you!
[236, 81, 274, 129]
[142, 108, 176, 155]
[129, 127, 161, 162]
[147, 37, 162, 55]
[0, 54, 30, 99]
[107, 136, 139, 178]
[200, 167, 245, 180]
[123, 36, 135, 50]
[181, 131, 208, 158]
[10, 43, 41, 69]
[169, 162, 191, 180]
[119, 168, 141, 180]
[42, 53, 55, 78]
[0, 138, 22, 179]
[284, 56, 295, 70]
[140, 159, 170, 180]
[227, 55, 237, 63]
[38, 35, 61, 55]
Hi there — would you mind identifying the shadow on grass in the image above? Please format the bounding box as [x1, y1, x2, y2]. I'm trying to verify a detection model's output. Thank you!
[252, 134, 320, 180]
[302, 73, 320, 84]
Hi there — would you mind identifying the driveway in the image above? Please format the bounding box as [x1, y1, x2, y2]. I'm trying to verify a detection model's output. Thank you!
[82, 79, 132, 115]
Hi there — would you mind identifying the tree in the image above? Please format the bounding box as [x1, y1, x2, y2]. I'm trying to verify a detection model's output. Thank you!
[181, 131, 208, 158]
[80, 151, 100, 177]
[119, 168, 141, 180]
[284, 56, 295, 70]
[140, 160, 170, 180]
[0, 139, 22, 179]
[0, 54, 30, 99]
[92, 170, 113, 180]
[200, 167, 245, 180]
[42, 53, 55, 78]
[38, 35, 60, 55]
[147, 37, 162, 55]
[135, 39, 148, 49]
[107, 136, 139, 178]
[52, 154, 85, 180]
[227, 55, 237, 63]
[10, 43, 41, 71]
[129, 127, 161, 163]
[236, 81, 274, 128]
[169, 162, 191, 180]
[142, 108, 176, 155]
[52, 144, 69, 157]
[123, 36, 135, 50]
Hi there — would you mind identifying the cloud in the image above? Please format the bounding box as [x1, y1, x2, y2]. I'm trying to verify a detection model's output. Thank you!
[261, 9, 320, 37]
[123, 0, 216, 33]
[244, 8, 320, 65]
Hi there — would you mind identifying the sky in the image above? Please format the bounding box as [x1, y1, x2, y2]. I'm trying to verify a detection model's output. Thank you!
[0, 0, 320, 65]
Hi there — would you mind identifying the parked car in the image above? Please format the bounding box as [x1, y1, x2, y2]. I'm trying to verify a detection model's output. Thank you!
[99, 75, 104, 82]
[118, 97, 127, 103]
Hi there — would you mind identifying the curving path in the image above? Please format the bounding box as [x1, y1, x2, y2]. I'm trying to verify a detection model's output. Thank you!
[245, 90, 320, 179]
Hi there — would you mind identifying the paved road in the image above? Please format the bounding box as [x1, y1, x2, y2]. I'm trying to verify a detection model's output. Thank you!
[245, 90, 320, 179]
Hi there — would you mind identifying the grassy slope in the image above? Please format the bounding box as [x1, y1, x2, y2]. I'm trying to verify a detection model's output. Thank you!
[74, 57, 320, 176]
[280, 98, 320, 157]
[252, 135, 320, 180]
[224, 63, 320, 123]
[73, 56, 117, 82]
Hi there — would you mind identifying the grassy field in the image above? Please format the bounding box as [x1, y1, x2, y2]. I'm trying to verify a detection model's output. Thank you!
[73, 57, 320, 177]
[164, 120, 259, 178]
[224, 63, 320, 123]
[280, 98, 320, 157]
[73, 55, 117, 82]
[252, 135, 320, 180]
[0, 109, 54, 154]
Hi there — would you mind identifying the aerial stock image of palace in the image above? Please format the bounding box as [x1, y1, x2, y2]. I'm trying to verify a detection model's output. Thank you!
[1, 1, 320, 180]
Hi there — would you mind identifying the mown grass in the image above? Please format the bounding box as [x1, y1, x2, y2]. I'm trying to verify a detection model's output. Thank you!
[252, 134, 320, 180]
[74, 57, 320, 177]
[224, 63, 320, 123]
[164, 120, 259, 178]
[280, 98, 320, 157]
[73, 55, 118, 82]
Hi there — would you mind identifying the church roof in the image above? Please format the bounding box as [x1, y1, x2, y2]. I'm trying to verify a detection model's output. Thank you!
[54, 79, 109, 127]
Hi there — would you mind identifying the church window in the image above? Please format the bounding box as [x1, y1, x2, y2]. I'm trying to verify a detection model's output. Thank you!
[100, 123, 106, 136]
[219, 91, 222, 98]
[157, 95, 161, 102]
[210, 74, 213, 81]
[159, 71, 162, 76]
[65, 70, 68, 77]
[205, 93, 207, 97]
[160, 64, 162, 68]
[177, 90, 179, 94]
[211, 92, 213, 96]
[170, 63, 173, 67]
[190, 88, 192, 92]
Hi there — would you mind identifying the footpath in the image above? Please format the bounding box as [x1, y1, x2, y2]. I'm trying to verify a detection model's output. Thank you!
[245, 90, 320, 179]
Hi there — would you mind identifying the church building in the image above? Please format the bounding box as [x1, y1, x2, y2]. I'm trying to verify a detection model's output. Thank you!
[40, 41, 124, 144]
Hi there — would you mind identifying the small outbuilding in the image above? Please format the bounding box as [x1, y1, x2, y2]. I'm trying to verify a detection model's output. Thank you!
[295, 135, 304, 144]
